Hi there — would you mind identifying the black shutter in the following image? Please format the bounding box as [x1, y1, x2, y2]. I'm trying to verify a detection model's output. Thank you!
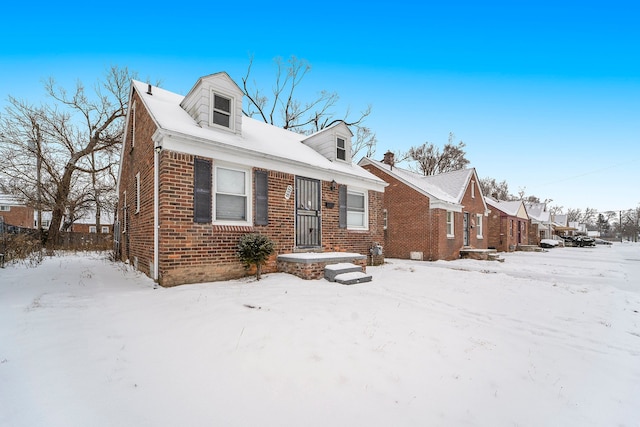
[338, 185, 347, 229]
[255, 170, 268, 225]
[194, 158, 212, 223]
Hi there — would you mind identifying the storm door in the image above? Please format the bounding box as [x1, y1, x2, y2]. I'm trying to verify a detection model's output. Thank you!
[463, 212, 470, 246]
[295, 176, 321, 247]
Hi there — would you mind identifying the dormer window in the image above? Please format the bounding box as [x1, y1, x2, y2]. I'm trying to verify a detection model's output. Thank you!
[336, 137, 346, 161]
[211, 91, 232, 128]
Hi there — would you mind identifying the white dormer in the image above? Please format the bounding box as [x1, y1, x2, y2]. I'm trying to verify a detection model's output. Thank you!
[301, 121, 354, 163]
[180, 72, 244, 135]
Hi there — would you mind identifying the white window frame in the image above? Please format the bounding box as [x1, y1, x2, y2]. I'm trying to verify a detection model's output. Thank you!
[89, 226, 97, 233]
[210, 89, 234, 130]
[476, 214, 483, 238]
[213, 164, 252, 226]
[336, 137, 347, 162]
[101, 226, 110, 233]
[0, 205, 9, 211]
[346, 187, 368, 230]
[446, 211, 455, 237]
[383, 208, 388, 230]
[135, 172, 141, 214]
[471, 181, 475, 198]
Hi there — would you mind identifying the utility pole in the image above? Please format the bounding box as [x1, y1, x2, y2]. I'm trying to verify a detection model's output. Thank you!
[35, 123, 42, 241]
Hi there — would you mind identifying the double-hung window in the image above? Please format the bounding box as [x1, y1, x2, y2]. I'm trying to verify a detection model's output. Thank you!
[346, 189, 367, 229]
[476, 214, 483, 238]
[215, 165, 250, 223]
[336, 137, 346, 161]
[212, 92, 232, 128]
[446, 211, 455, 237]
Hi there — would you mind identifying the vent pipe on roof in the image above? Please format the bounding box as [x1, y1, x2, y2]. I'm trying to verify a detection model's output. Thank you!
[147, 84, 153, 95]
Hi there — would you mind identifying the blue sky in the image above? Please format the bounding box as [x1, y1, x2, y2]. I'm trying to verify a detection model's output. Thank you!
[1, 1, 638, 213]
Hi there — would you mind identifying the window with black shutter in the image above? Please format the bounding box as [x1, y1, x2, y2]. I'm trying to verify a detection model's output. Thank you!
[255, 170, 268, 225]
[194, 158, 212, 223]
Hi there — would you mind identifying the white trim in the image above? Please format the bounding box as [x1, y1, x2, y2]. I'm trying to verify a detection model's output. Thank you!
[213, 162, 252, 226]
[476, 213, 483, 238]
[209, 88, 235, 132]
[346, 187, 368, 230]
[153, 147, 159, 281]
[446, 210, 455, 238]
[135, 172, 141, 214]
[336, 136, 347, 162]
[153, 130, 387, 193]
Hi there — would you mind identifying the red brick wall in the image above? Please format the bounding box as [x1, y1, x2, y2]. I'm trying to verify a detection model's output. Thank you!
[486, 210, 530, 252]
[0, 205, 34, 229]
[119, 89, 385, 286]
[362, 165, 488, 261]
[71, 223, 113, 233]
[116, 89, 157, 275]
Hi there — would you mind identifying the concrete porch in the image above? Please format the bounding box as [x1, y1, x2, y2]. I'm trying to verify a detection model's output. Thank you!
[277, 252, 368, 280]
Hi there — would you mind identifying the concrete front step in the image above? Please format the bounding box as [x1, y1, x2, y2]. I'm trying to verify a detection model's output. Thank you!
[334, 271, 373, 285]
[324, 262, 364, 282]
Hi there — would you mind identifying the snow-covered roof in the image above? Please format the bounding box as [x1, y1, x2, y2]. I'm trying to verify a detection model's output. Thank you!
[524, 202, 551, 224]
[358, 158, 479, 209]
[485, 198, 529, 219]
[0, 194, 24, 206]
[129, 79, 386, 191]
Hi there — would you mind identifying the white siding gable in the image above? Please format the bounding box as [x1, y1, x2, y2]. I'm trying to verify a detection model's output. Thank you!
[180, 72, 244, 135]
[302, 121, 353, 163]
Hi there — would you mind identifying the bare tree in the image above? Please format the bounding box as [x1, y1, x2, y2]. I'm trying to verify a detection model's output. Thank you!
[480, 177, 511, 200]
[241, 55, 376, 157]
[405, 133, 469, 176]
[0, 66, 135, 245]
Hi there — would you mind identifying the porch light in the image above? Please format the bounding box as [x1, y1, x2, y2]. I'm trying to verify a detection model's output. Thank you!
[330, 180, 337, 191]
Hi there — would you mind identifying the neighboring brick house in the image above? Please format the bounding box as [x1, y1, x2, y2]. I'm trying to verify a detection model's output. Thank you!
[525, 202, 553, 244]
[70, 211, 114, 234]
[0, 194, 34, 229]
[484, 197, 531, 251]
[116, 72, 387, 287]
[358, 153, 488, 261]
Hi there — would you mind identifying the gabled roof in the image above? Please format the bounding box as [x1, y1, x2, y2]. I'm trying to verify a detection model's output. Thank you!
[124, 79, 386, 191]
[485, 197, 529, 219]
[358, 158, 484, 211]
[524, 202, 551, 224]
[0, 194, 23, 206]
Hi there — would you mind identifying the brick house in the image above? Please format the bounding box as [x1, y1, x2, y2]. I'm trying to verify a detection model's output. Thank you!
[524, 202, 553, 245]
[484, 197, 531, 251]
[0, 194, 34, 229]
[358, 153, 488, 261]
[115, 72, 387, 287]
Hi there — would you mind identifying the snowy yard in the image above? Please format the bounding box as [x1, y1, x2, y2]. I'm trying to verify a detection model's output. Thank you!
[1, 244, 639, 426]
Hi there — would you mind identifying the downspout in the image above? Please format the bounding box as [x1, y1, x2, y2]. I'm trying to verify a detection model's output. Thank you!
[153, 145, 160, 282]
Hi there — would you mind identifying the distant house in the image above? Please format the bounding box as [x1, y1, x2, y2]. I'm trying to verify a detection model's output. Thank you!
[0, 194, 34, 229]
[70, 211, 114, 234]
[552, 214, 576, 236]
[484, 197, 530, 251]
[116, 72, 387, 286]
[524, 202, 553, 244]
[359, 152, 488, 261]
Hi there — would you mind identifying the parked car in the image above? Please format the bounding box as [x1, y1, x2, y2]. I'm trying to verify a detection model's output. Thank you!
[540, 239, 560, 248]
[594, 238, 613, 245]
[562, 235, 596, 247]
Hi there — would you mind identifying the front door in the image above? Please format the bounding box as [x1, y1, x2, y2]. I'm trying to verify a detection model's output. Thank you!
[295, 176, 321, 247]
[463, 212, 470, 246]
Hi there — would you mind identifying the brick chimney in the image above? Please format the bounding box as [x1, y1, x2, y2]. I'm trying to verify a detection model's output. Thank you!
[383, 151, 395, 166]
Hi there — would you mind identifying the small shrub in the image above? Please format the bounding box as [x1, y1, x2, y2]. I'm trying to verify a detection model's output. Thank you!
[237, 233, 275, 280]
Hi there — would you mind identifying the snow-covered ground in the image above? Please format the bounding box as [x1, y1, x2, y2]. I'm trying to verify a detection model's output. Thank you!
[1, 244, 639, 426]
